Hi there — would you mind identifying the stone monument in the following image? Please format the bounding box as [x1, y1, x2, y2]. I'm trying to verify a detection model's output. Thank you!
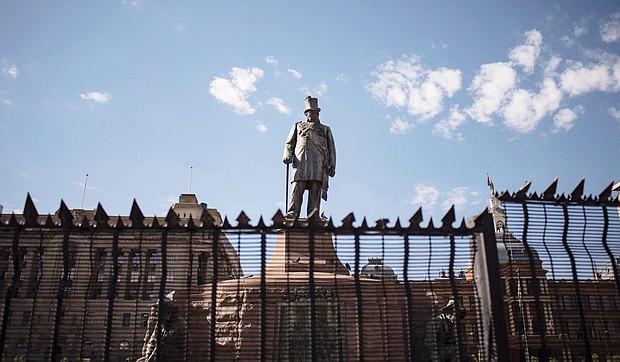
[283, 96, 336, 219]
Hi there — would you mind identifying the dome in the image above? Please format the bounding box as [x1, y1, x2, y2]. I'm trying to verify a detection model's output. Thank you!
[496, 232, 541, 264]
[360, 258, 397, 280]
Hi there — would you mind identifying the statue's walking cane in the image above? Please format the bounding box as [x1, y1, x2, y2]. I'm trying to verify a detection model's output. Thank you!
[285, 162, 290, 212]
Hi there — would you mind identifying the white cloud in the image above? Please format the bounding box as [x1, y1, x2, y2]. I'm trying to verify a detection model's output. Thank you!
[335, 74, 348, 82]
[410, 183, 440, 209]
[544, 55, 562, 77]
[367, 55, 461, 121]
[609, 106, 620, 121]
[256, 121, 268, 132]
[600, 12, 620, 43]
[209, 67, 264, 115]
[299, 81, 328, 97]
[2, 64, 18, 79]
[433, 105, 466, 141]
[509, 29, 543, 73]
[265, 56, 278, 65]
[502, 78, 563, 133]
[466, 62, 517, 124]
[553, 106, 583, 133]
[19, 172, 29, 179]
[80, 91, 111, 106]
[123, 0, 142, 8]
[266, 97, 291, 114]
[574, 24, 588, 37]
[287, 68, 302, 79]
[442, 187, 475, 212]
[560, 60, 620, 96]
[1, 98, 14, 106]
[389, 117, 414, 134]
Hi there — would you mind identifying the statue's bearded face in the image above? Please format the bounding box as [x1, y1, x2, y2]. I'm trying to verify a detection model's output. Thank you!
[305, 110, 320, 123]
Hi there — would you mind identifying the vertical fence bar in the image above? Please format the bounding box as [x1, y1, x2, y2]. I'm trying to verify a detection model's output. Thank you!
[209, 228, 220, 362]
[0, 224, 21, 359]
[448, 234, 466, 361]
[308, 228, 317, 362]
[259, 227, 267, 362]
[104, 227, 120, 361]
[402, 233, 414, 360]
[51, 228, 71, 361]
[561, 204, 592, 360]
[473, 210, 509, 361]
[601, 205, 620, 297]
[353, 229, 364, 361]
[520, 202, 549, 359]
[155, 228, 169, 362]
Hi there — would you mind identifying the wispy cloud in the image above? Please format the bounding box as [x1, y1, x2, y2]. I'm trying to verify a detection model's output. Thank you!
[442, 187, 480, 213]
[265, 56, 278, 66]
[256, 121, 268, 132]
[335, 74, 348, 82]
[367, 55, 461, 121]
[466, 62, 517, 124]
[19, 172, 29, 179]
[560, 60, 620, 96]
[209, 67, 264, 115]
[389, 117, 414, 134]
[0, 98, 14, 106]
[2, 64, 18, 79]
[433, 105, 466, 141]
[123, 0, 143, 8]
[509, 29, 543, 73]
[287, 68, 302, 79]
[600, 12, 620, 43]
[80, 91, 111, 106]
[299, 81, 328, 97]
[502, 78, 563, 133]
[410, 183, 440, 210]
[266, 97, 291, 114]
[553, 106, 583, 133]
[608, 106, 620, 122]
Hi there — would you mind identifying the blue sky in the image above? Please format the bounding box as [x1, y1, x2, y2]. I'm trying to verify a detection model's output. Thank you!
[1, 1, 619, 225]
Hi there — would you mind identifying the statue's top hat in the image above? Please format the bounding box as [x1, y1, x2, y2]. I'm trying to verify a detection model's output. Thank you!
[304, 96, 321, 113]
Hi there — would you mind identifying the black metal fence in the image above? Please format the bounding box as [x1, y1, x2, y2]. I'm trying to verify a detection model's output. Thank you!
[0, 179, 618, 361]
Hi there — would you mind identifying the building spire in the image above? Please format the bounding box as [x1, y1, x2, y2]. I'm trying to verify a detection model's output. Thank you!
[487, 175, 507, 232]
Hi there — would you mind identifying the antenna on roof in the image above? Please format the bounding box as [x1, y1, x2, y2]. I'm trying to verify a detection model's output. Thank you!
[188, 166, 193, 194]
[80, 173, 89, 209]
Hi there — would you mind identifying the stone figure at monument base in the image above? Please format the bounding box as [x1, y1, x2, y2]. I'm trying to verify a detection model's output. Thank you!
[137, 297, 187, 362]
[283, 96, 336, 219]
[424, 299, 474, 362]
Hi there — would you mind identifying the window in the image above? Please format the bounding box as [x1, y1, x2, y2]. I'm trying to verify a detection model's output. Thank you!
[130, 271, 140, 283]
[122, 313, 131, 327]
[96, 249, 107, 265]
[126, 288, 138, 300]
[557, 296, 565, 311]
[167, 269, 175, 282]
[559, 322, 570, 339]
[68, 245, 78, 268]
[21, 311, 31, 326]
[509, 279, 519, 296]
[141, 313, 149, 327]
[608, 296, 617, 310]
[147, 250, 158, 264]
[147, 271, 156, 283]
[97, 270, 104, 283]
[120, 341, 130, 350]
[570, 296, 579, 310]
[131, 250, 141, 265]
[595, 295, 604, 311]
[581, 295, 591, 310]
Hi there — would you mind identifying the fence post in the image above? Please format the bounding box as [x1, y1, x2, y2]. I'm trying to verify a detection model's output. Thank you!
[473, 209, 510, 361]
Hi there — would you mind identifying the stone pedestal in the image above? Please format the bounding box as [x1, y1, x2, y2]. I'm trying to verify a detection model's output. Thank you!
[266, 230, 349, 275]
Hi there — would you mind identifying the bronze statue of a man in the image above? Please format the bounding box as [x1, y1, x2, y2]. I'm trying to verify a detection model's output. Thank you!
[283, 96, 336, 219]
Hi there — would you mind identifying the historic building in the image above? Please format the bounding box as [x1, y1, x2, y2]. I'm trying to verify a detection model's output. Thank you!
[0, 194, 242, 361]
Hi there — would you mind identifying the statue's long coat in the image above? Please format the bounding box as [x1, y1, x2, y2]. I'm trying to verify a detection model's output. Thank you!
[284, 120, 336, 199]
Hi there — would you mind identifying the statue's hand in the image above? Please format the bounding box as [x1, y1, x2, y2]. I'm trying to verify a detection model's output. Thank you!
[283, 156, 292, 164]
[327, 167, 335, 177]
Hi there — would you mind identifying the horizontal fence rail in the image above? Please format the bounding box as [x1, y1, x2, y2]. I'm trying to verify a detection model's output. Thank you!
[0, 179, 618, 361]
